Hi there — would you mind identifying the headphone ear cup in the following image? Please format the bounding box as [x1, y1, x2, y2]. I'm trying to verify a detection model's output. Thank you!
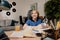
[6, 12, 11, 16]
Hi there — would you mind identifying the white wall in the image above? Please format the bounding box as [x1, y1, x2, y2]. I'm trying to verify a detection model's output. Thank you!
[0, 0, 48, 21]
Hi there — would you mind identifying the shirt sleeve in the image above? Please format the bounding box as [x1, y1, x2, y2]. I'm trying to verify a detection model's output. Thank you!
[41, 19, 43, 23]
[39, 19, 43, 23]
[25, 20, 30, 25]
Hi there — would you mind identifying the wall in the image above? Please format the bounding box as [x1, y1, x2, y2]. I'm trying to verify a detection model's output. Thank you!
[0, 0, 48, 21]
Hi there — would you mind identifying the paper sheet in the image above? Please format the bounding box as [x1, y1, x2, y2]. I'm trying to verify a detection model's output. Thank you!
[10, 31, 23, 38]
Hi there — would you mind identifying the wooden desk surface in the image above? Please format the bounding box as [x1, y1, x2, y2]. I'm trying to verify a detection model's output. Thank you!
[5, 31, 41, 40]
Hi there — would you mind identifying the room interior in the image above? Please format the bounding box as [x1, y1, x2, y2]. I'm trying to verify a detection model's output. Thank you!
[0, 0, 60, 40]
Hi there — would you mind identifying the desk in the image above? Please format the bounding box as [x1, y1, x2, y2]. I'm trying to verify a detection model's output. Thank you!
[10, 37, 40, 40]
[5, 27, 52, 40]
[5, 31, 41, 40]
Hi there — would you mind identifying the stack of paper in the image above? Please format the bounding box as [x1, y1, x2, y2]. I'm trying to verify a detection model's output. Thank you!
[23, 26, 36, 37]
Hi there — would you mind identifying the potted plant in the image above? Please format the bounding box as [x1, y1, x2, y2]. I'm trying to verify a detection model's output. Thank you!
[44, 0, 60, 21]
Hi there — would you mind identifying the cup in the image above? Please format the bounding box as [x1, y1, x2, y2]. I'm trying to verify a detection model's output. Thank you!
[15, 23, 20, 31]
[15, 25, 20, 31]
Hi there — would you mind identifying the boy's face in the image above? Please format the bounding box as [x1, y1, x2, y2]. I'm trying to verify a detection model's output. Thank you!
[31, 10, 38, 19]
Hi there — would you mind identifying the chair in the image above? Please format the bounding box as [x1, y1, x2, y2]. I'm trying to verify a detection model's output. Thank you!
[19, 16, 44, 25]
[19, 16, 25, 25]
